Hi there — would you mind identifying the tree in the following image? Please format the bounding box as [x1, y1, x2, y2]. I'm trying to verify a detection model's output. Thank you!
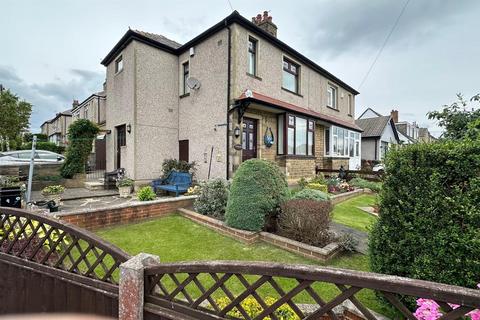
[427, 93, 480, 140]
[0, 88, 32, 150]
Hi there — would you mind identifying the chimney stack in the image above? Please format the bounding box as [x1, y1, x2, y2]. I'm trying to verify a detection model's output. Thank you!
[390, 109, 399, 123]
[251, 11, 277, 37]
[72, 99, 79, 109]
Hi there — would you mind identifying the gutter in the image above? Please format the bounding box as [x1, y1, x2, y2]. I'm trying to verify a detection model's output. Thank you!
[225, 21, 231, 180]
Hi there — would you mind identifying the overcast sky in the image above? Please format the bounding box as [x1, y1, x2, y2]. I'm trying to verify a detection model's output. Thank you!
[1, 0, 479, 136]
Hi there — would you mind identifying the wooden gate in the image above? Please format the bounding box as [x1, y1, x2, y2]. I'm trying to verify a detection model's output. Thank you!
[0, 207, 130, 317]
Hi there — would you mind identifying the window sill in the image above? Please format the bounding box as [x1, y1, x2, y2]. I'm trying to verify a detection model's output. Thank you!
[327, 106, 339, 112]
[114, 69, 124, 76]
[276, 154, 316, 160]
[281, 87, 303, 97]
[179, 93, 190, 99]
[246, 73, 262, 81]
[324, 155, 352, 159]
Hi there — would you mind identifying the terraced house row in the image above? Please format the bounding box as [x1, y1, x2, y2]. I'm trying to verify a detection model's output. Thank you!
[98, 10, 362, 184]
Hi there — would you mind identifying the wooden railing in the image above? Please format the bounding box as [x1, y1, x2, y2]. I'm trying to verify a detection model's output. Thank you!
[144, 261, 480, 320]
[0, 207, 130, 285]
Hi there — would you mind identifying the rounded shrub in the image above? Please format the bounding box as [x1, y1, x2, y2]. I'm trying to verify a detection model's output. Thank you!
[292, 188, 329, 202]
[279, 199, 333, 247]
[225, 159, 289, 231]
[369, 140, 480, 289]
[194, 179, 230, 219]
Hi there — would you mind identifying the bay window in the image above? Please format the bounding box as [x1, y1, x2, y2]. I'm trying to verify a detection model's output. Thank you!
[278, 114, 314, 156]
[325, 126, 361, 157]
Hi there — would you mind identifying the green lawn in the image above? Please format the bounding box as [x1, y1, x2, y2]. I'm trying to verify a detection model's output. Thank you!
[97, 214, 392, 316]
[332, 194, 378, 232]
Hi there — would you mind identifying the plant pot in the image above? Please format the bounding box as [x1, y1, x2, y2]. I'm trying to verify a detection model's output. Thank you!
[0, 187, 22, 208]
[43, 193, 63, 206]
[118, 186, 132, 198]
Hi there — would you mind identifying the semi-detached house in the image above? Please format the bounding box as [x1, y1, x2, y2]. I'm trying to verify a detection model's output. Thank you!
[101, 10, 362, 184]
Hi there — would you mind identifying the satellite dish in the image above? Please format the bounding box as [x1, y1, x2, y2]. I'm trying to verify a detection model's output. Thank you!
[186, 77, 201, 90]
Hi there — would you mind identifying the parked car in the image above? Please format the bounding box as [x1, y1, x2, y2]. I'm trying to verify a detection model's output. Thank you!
[372, 163, 385, 174]
[0, 150, 65, 165]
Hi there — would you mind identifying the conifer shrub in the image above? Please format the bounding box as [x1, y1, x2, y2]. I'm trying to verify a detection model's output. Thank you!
[225, 159, 289, 231]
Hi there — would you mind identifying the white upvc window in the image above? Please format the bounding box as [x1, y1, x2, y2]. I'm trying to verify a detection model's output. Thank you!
[325, 125, 361, 157]
[115, 55, 123, 73]
[327, 85, 337, 109]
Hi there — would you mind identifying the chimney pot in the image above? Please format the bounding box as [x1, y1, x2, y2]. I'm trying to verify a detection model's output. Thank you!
[253, 11, 277, 37]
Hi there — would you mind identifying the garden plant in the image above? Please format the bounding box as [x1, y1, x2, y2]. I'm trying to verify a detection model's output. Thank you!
[225, 159, 289, 231]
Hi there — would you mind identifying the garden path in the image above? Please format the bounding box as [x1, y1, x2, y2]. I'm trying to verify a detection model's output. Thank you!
[330, 222, 368, 254]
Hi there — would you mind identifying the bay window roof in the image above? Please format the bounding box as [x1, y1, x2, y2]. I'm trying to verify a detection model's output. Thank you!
[237, 90, 363, 132]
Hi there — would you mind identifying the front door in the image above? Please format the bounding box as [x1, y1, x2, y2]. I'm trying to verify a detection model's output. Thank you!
[242, 118, 257, 162]
[116, 125, 126, 169]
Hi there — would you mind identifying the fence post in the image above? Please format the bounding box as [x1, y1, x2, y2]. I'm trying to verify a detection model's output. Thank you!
[119, 253, 160, 320]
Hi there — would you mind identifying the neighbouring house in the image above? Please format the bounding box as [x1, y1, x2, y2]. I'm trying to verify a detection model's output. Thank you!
[40, 108, 73, 147]
[418, 127, 437, 143]
[101, 10, 362, 183]
[391, 109, 419, 142]
[356, 108, 400, 161]
[72, 89, 107, 171]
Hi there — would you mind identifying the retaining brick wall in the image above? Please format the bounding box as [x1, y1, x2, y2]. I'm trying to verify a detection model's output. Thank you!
[57, 196, 195, 230]
[330, 189, 366, 205]
[178, 208, 341, 262]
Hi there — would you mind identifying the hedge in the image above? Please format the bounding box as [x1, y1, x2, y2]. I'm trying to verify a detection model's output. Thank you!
[225, 159, 289, 231]
[369, 140, 480, 289]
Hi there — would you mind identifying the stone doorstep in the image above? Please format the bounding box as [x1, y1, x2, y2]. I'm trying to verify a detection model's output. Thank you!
[177, 208, 341, 262]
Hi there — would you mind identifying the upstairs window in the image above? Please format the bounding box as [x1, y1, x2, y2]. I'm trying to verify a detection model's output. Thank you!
[248, 37, 257, 76]
[348, 94, 353, 116]
[327, 85, 337, 109]
[282, 58, 299, 93]
[183, 61, 190, 94]
[115, 55, 123, 73]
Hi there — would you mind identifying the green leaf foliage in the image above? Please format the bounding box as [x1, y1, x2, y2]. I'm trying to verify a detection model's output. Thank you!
[369, 140, 480, 289]
[225, 159, 289, 231]
[292, 188, 330, 202]
[20, 141, 65, 154]
[60, 119, 99, 178]
[0, 89, 32, 150]
[137, 186, 156, 201]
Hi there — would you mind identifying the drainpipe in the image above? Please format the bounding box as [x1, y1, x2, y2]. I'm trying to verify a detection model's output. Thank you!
[225, 20, 231, 180]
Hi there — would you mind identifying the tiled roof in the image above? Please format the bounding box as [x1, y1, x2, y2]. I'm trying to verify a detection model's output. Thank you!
[133, 30, 182, 49]
[355, 116, 391, 137]
[238, 91, 363, 132]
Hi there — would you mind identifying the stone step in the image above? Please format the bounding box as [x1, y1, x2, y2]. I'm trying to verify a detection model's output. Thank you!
[84, 181, 105, 191]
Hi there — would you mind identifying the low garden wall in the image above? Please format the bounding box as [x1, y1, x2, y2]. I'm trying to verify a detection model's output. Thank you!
[330, 188, 367, 205]
[178, 208, 342, 262]
[57, 196, 196, 230]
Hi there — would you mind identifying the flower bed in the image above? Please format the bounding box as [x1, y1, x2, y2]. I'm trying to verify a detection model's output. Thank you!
[178, 207, 342, 262]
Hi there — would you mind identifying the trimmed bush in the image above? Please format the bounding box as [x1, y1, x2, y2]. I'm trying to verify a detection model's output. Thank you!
[278, 199, 333, 247]
[137, 186, 156, 201]
[349, 177, 382, 192]
[194, 179, 229, 219]
[60, 119, 99, 178]
[292, 188, 330, 202]
[369, 140, 480, 289]
[225, 159, 289, 231]
[21, 141, 65, 154]
[306, 183, 328, 193]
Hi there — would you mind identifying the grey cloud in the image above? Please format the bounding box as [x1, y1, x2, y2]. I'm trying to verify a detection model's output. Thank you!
[0, 66, 104, 131]
[305, 0, 479, 56]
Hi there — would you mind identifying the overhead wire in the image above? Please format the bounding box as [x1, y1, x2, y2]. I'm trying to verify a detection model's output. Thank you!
[358, 0, 410, 90]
